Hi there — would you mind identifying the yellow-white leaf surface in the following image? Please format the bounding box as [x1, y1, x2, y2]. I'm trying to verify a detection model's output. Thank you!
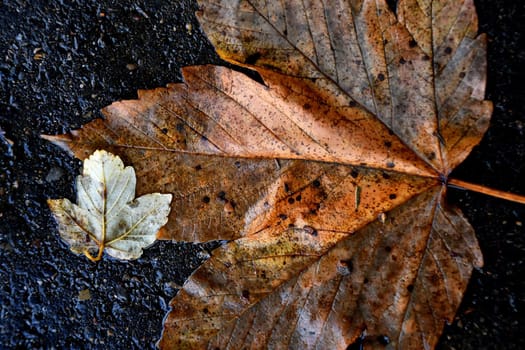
[48, 150, 172, 261]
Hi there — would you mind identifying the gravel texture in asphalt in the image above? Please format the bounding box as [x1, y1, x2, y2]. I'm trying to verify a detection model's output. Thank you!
[0, 0, 524, 349]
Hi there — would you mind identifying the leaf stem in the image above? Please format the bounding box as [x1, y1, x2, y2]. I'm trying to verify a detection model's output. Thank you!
[448, 178, 525, 204]
[84, 244, 104, 262]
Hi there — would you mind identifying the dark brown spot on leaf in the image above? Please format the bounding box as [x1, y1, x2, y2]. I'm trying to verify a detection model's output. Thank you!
[245, 52, 262, 64]
[176, 123, 185, 132]
[242, 289, 250, 299]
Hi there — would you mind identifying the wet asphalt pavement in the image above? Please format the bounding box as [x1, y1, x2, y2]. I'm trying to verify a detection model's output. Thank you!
[0, 0, 524, 349]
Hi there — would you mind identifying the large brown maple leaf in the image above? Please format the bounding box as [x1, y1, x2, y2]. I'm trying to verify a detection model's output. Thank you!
[46, 0, 496, 348]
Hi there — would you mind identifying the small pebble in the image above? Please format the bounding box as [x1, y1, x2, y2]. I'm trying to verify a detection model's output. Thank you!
[46, 167, 63, 182]
[78, 289, 91, 301]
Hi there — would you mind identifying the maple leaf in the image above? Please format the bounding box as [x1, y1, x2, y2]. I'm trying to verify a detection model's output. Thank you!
[43, 0, 512, 348]
[47, 150, 172, 261]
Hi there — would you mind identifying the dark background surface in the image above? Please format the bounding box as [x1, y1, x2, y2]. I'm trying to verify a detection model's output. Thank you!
[0, 0, 523, 349]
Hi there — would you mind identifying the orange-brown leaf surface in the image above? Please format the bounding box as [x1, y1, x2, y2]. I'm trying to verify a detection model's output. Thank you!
[46, 0, 491, 348]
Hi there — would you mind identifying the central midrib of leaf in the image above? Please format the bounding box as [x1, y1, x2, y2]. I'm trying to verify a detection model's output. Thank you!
[428, 0, 446, 173]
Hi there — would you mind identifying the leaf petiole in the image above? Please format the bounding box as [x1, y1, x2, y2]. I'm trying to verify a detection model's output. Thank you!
[448, 178, 525, 204]
[84, 243, 104, 262]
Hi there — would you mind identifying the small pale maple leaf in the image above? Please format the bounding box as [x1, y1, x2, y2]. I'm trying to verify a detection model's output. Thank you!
[47, 150, 172, 261]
